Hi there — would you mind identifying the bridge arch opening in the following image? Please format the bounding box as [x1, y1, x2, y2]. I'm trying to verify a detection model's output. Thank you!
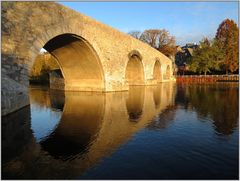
[125, 51, 144, 85]
[153, 59, 162, 82]
[32, 33, 105, 91]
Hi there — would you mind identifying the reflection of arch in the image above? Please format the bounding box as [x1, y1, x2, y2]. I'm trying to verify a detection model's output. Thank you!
[40, 91, 105, 160]
[153, 85, 162, 109]
[164, 65, 171, 80]
[153, 58, 162, 82]
[126, 86, 145, 122]
[43, 33, 105, 91]
[125, 50, 145, 85]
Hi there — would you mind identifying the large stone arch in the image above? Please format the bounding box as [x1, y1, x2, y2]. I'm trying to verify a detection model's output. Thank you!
[1, 2, 107, 87]
[43, 33, 105, 91]
[125, 50, 145, 86]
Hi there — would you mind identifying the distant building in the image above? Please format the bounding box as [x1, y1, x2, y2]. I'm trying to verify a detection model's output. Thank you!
[175, 43, 199, 75]
[181, 43, 198, 50]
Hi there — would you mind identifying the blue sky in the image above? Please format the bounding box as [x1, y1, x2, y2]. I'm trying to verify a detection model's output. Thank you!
[59, 2, 238, 46]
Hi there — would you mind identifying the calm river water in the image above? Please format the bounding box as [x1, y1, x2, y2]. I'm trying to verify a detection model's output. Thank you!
[2, 83, 239, 179]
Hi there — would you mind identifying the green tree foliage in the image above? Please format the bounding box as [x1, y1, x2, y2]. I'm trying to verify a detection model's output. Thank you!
[215, 19, 239, 74]
[188, 38, 224, 75]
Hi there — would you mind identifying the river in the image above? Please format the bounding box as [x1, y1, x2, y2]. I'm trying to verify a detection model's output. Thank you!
[2, 82, 239, 179]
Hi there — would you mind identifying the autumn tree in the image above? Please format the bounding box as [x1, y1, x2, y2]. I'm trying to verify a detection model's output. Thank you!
[139, 29, 176, 57]
[30, 52, 59, 77]
[140, 29, 161, 48]
[215, 19, 239, 74]
[157, 30, 176, 58]
[188, 38, 224, 75]
[30, 52, 59, 84]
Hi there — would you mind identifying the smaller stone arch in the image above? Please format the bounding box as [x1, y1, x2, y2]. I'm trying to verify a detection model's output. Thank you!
[153, 58, 162, 83]
[125, 50, 145, 85]
[164, 65, 171, 80]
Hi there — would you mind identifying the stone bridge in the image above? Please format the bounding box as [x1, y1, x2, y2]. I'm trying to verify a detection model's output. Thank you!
[1, 2, 175, 115]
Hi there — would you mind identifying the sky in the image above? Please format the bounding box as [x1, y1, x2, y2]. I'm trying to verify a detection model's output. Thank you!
[59, 1, 238, 46]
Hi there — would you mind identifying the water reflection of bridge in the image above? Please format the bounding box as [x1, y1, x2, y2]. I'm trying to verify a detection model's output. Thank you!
[2, 83, 176, 179]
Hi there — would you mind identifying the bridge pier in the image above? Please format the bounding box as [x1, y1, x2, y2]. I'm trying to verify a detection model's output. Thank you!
[1, 71, 30, 116]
